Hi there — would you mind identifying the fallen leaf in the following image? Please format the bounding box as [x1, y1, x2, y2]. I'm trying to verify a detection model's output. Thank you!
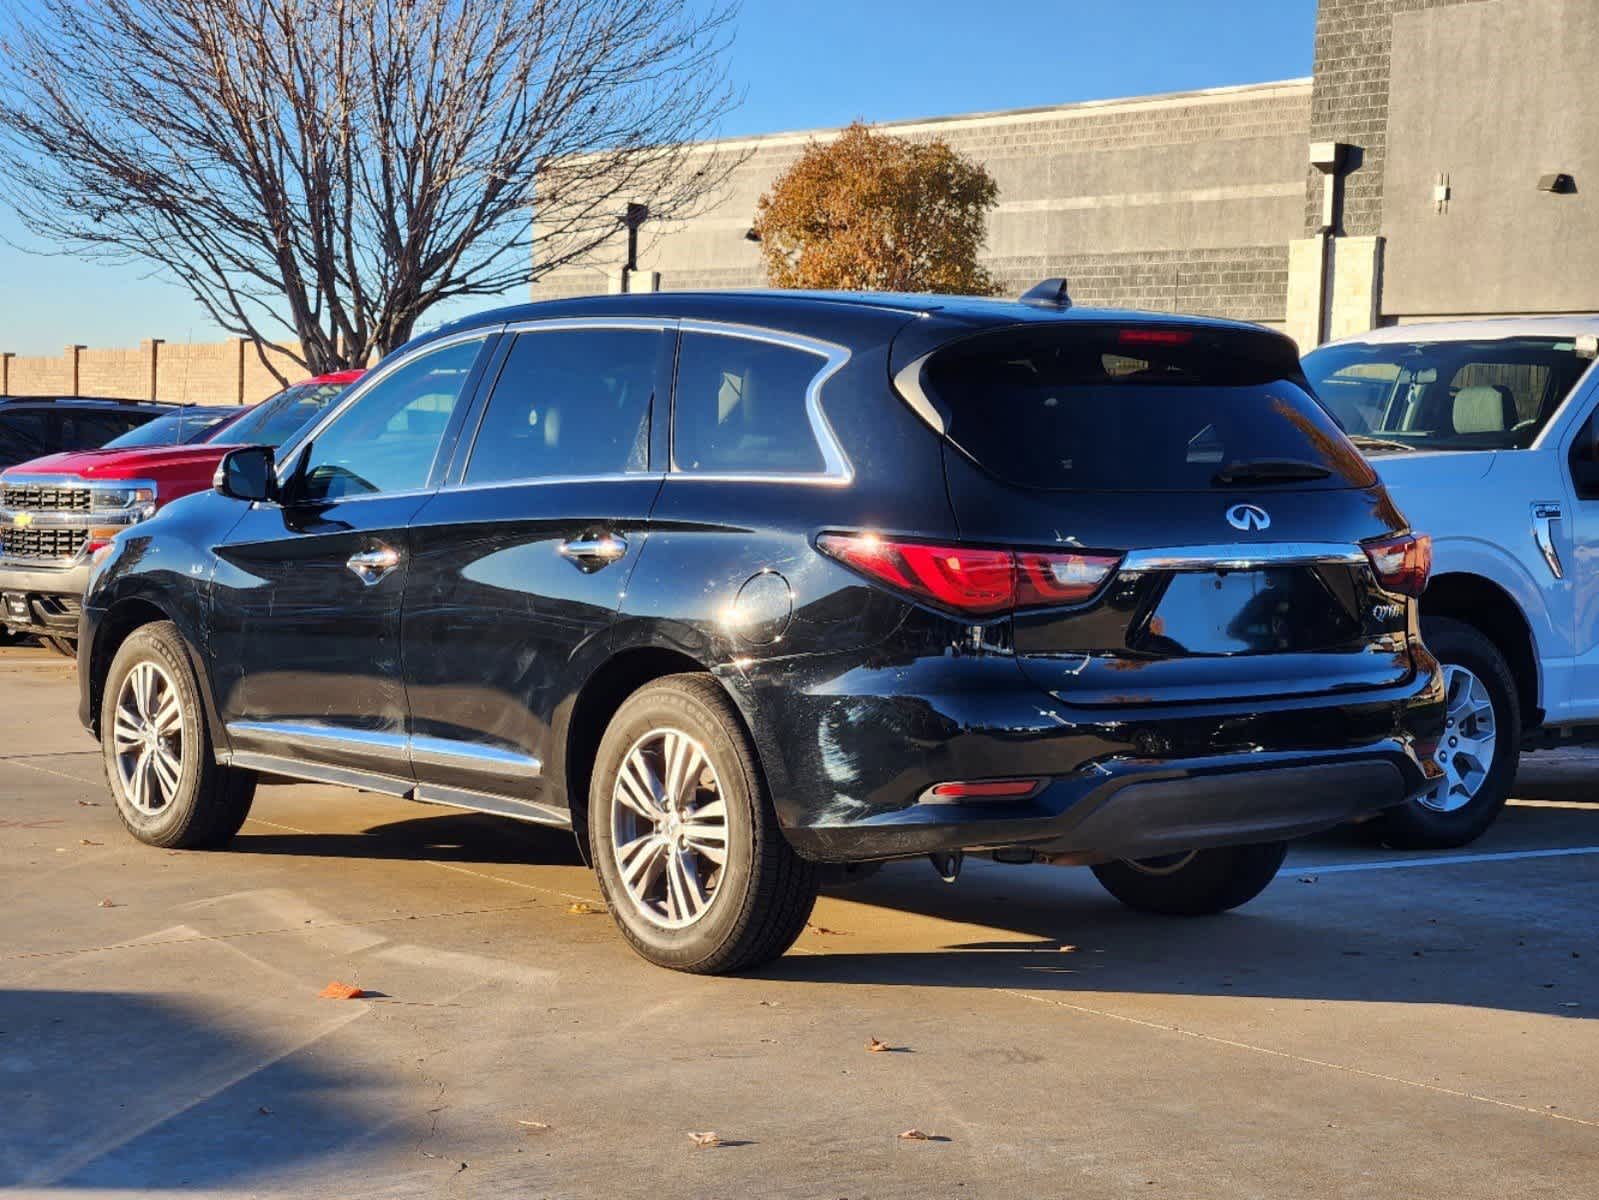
[76, 799, 99, 807]
[1297, 876, 1319, 884]
[517, 1120, 551, 1131]
[807, 923, 850, 936]
[79, 839, 102, 846]
[420, 1150, 441, 1160]
[318, 981, 364, 1000]
[96, 898, 119, 908]
[897, 1128, 933, 1141]
[687, 1131, 721, 1148]
[866, 1037, 890, 1053]
[257, 1106, 272, 1116]
[566, 901, 600, 915]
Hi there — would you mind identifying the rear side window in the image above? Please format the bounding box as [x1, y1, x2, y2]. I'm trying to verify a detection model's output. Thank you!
[465, 327, 660, 485]
[921, 324, 1373, 491]
[672, 332, 826, 474]
[59, 409, 149, 450]
[0, 410, 50, 466]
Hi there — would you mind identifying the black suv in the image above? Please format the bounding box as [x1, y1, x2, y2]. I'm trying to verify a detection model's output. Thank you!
[78, 288, 1444, 973]
[0, 395, 173, 470]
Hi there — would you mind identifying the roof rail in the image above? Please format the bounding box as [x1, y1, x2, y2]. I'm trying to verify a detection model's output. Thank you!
[1019, 278, 1072, 309]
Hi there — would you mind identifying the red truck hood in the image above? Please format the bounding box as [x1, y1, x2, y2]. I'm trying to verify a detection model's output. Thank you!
[3, 444, 234, 482]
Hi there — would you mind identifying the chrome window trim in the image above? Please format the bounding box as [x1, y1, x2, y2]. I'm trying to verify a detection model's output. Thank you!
[1119, 543, 1368, 572]
[500, 316, 677, 335]
[670, 319, 854, 485]
[271, 327, 499, 488]
[441, 471, 664, 495]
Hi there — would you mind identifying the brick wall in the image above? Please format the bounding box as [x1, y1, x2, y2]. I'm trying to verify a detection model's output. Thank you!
[1305, 0, 1493, 235]
[1, 338, 313, 405]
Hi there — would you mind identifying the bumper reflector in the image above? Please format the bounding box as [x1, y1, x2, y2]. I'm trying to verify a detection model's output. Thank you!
[927, 779, 1041, 800]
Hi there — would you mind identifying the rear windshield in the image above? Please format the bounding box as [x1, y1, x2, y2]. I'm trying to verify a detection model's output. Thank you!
[920, 324, 1375, 492]
[1302, 337, 1595, 454]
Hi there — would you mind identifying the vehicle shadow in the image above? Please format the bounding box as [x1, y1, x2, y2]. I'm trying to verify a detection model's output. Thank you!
[227, 765, 1595, 1022]
[232, 809, 586, 868]
[0, 989, 393, 1189]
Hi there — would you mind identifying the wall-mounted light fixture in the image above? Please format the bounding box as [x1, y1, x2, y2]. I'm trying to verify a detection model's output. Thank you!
[1537, 172, 1576, 195]
[1308, 141, 1350, 233]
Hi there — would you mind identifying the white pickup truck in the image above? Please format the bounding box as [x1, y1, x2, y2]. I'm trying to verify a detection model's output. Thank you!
[1303, 318, 1599, 848]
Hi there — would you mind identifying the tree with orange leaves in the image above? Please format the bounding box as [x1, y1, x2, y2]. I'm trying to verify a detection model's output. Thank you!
[752, 121, 1000, 295]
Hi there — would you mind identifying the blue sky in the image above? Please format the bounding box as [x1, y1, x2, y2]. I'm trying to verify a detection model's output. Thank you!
[0, 0, 1315, 355]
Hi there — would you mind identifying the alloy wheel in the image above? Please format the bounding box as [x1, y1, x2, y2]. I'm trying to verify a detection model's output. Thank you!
[112, 660, 185, 815]
[609, 728, 729, 929]
[1418, 663, 1497, 813]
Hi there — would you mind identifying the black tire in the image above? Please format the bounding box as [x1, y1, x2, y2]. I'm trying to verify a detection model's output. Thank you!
[589, 673, 818, 974]
[1369, 616, 1519, 850]
[100, 620, 256, 849]
[1091, 842, 1288, 916]
[43, 635, 76, 657]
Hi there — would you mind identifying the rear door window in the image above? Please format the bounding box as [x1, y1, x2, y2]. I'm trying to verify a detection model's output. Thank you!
[464, 327, 661, 484]
[921, 324, 1373, 491]
[672, 332, 827, 474]
[0, 410, 50, 466]
[59, 409, 149, 450]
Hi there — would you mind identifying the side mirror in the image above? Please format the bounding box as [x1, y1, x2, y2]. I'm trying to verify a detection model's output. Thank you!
[214, 446, 276, 503]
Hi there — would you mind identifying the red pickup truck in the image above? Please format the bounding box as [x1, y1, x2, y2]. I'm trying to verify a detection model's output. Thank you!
[0, 370, 362, 652]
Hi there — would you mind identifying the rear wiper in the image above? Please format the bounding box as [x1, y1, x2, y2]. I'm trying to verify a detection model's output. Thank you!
[1212, 458, 1333, 485]
[1347, 433, 1413, 454]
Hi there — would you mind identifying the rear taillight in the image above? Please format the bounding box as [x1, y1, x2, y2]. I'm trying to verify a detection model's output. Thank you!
[817, 533, 1120, 616]
[1363, 532, 1431, 596]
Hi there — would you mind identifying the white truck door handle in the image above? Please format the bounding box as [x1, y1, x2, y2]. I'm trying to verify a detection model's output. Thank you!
[1532, 501, 1564, 580]
[346, 544, 401, 585]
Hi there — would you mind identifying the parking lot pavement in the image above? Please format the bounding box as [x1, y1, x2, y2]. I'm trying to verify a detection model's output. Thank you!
[1, 645, 1595, 1198]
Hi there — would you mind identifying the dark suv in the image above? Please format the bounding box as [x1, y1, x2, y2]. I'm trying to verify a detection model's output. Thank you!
[78, 288, 1444, 973]
[0, 395, 173, 470]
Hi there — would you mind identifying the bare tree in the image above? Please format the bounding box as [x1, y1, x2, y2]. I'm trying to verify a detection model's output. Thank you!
[0, 0, 738, 378]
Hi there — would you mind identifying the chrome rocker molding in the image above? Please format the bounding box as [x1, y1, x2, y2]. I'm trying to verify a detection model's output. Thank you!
[223, 720, 565, 828]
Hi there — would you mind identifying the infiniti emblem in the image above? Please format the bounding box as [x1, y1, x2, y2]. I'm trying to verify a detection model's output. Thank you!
[1226, 503, 1271, 532]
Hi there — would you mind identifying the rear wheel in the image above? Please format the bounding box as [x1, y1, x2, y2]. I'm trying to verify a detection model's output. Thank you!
[589, 674, 818, 973]
[1369, 617, 1518, 849]
[1091, 842, 1288, 915]
[101, 621, 255, 849]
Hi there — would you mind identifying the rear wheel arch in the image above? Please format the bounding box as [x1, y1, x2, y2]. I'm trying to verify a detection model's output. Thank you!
[561, 647, 766, 864]
[1422, 573, 1540, 726]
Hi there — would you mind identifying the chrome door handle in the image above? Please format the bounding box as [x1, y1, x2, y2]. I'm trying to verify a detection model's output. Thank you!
[346, 544, 401, 585]
[1532, 501, 1564, 580]
[558, 533, 627, 572]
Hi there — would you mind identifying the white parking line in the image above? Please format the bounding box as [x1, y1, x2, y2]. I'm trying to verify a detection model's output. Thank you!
[1293, 846, 1599, 874]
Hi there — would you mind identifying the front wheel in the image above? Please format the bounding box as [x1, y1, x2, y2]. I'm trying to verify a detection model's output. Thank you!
[1091, 842, 1288, 915]
[1369, 617, 1519, 849]
[101, 620, 255, 849]
[589, 674, 818, 973]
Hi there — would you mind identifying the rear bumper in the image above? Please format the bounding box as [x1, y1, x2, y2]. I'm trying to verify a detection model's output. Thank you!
[782, 746, 1425, 863]
[730, 644, 1445, 865]
[0, 559, 91, 637]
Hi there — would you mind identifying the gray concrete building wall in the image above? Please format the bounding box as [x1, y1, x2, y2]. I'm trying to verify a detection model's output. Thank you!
[533, 81, 1313, 327]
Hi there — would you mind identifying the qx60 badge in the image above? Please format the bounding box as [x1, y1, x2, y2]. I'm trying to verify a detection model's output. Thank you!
[1225, 503, 1271, 532]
